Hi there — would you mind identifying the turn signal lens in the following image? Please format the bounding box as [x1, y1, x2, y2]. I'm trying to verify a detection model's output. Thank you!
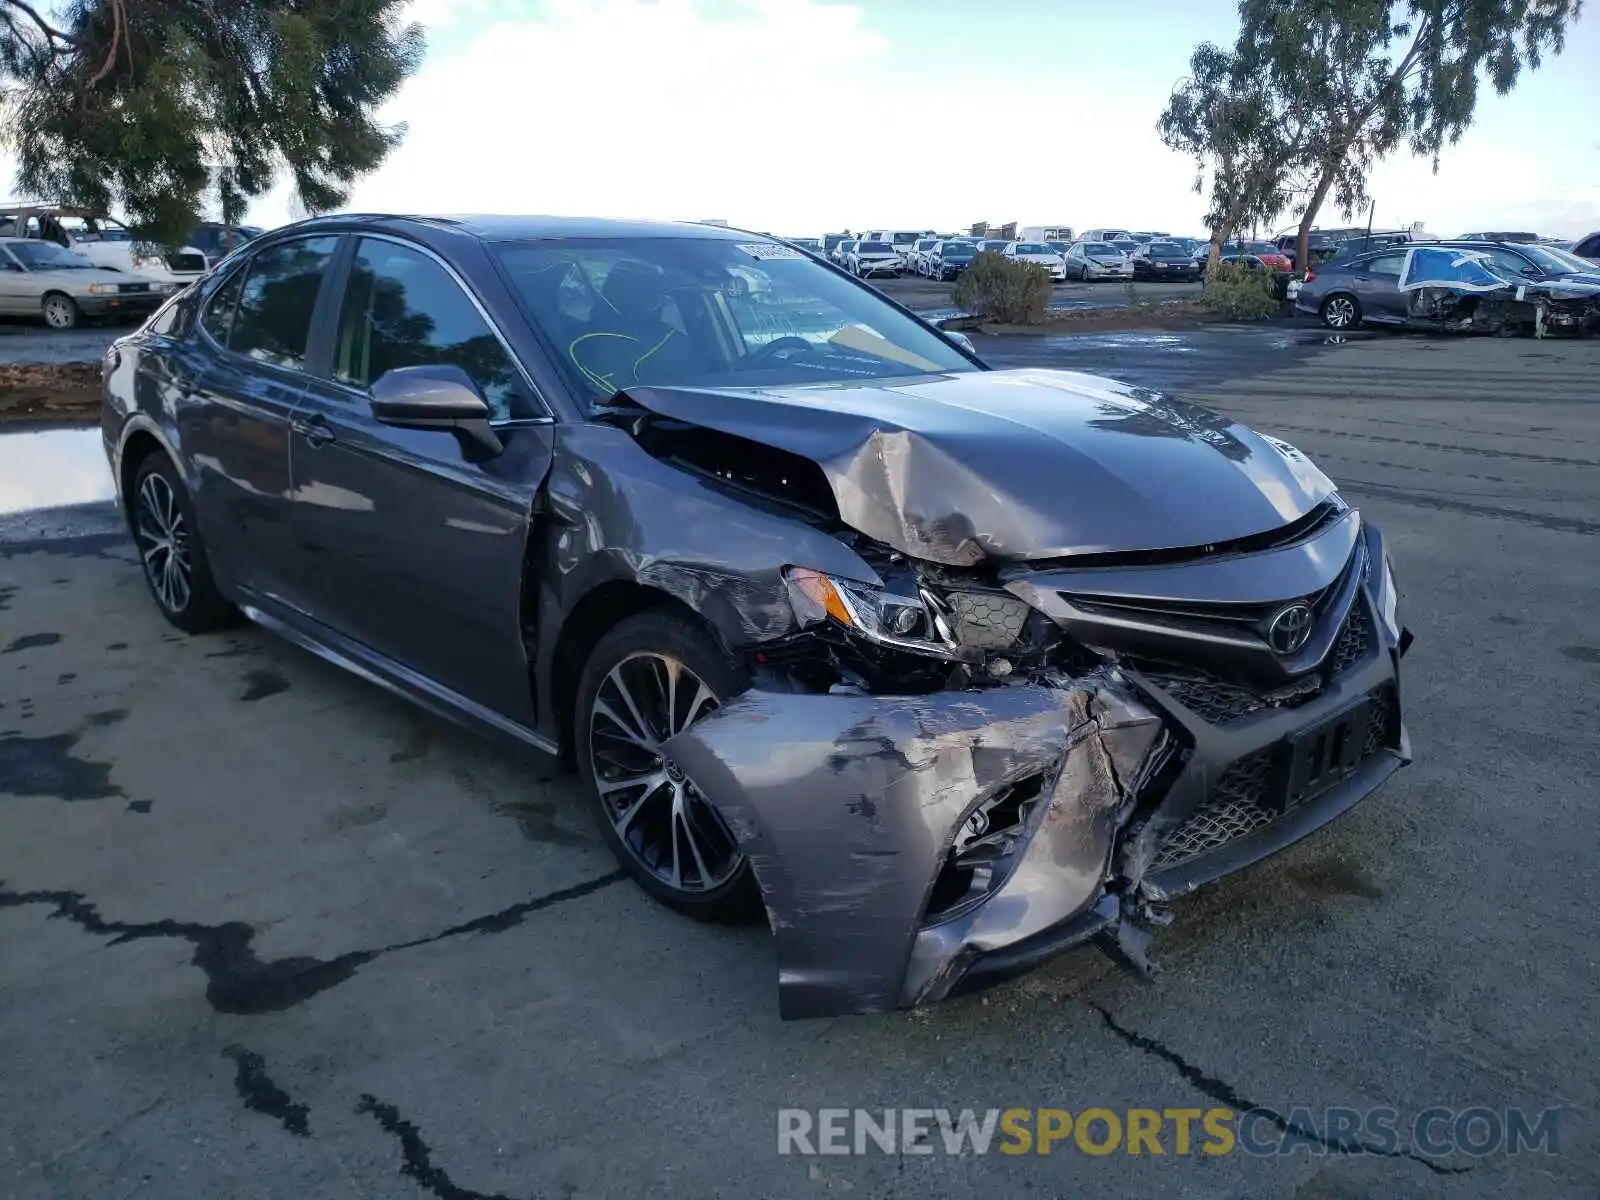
[785, 567, 857, 628]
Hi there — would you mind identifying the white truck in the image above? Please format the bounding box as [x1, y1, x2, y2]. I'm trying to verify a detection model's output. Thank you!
[0, 205, 220, 287]
[1020, 225, 1075, 244]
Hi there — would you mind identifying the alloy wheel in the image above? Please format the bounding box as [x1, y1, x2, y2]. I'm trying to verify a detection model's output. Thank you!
[1324, 296, 1356, 328]
[588, 652, 742, 893]
[134, 472, 192, 614]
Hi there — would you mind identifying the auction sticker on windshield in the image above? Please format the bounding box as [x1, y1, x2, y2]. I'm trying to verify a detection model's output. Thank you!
[736, 243, 806, 260]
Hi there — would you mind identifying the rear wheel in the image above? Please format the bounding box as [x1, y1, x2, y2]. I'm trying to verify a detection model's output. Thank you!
[576, 610, 759, 921]
[1320, 293, 1361, 330]
[130, 453, 235, 633]
[42, 292, 80, 330]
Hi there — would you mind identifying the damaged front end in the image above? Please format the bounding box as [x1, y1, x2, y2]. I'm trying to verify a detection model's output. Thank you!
[1399, 245, 1600, 337]
[596, 373, 1411, 1018]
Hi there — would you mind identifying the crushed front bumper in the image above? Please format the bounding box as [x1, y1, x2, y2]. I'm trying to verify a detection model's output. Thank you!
[662, 530, 1410, 1019]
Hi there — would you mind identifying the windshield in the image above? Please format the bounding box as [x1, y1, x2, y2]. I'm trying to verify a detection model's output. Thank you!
[494, 237, 976, 405]
[980, 240, 1007, 250]
[1015, 243, 1053, 254]
[914, 239, 936, 250]
[7, 241, 95, 269]
[1244, 241, 1277, 254]
[859, 241, 892, 253]
[1147, 242, 1185, 255]
[892, 233, 918, 245]
[1084, 242, 1120, 255]
[1521, 244, 1593, 274]
[943, 244, 975, 258]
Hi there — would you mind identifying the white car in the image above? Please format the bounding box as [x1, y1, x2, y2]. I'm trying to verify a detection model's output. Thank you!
[1063, 240, 1134, 280]
[906, 237, 940, 275]
[0, 236, 175, 328]
[1003, 241, 1067, 281]
[847, 239, 903, 278]
[0, 205, 208, 287]
[830, 238, 858, 266]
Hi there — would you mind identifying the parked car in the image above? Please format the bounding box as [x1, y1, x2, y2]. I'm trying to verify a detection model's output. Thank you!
[1077, 228, 1132, 244]
[1332, 232, 1417, 258]
[1456, 231, 1541, 243]
[848, 239, 903, 277]
[1003, 241, 1066, 281]
[1220, 252, 1294, 299]
[0, 205, 209, 287]
[187, 222, 266, 266]
[1108, 238, 1144, 258]
[783, 237, 825, 259]
[906, 237, 940, 275]
[1436, 239, 1600, 286]
[1272, 230, 1349, 269]
[888, 231, 924, 265]
[102, 212, 1411, 1018]
[1063, 240, 1133, 280]
[0, 236, 174, 328]
[929, 239, 978, 280]
[1573, 231, 1600, 264]
[1293, 248, 1413, 328]
[1229, 241, 1292, 271]
[821, 233, 851, 261]
[830, 237, 857, 266]
[976, 239, 1011, 255]
[1131, 240, 1202, 281]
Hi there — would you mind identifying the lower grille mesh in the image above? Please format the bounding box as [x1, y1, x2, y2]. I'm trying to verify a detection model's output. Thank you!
[1151, 685, 1396, 871]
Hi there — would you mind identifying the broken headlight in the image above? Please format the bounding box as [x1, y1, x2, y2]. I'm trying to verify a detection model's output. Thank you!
[784, 567, 1033, 661]
[785, 567, 960, 659]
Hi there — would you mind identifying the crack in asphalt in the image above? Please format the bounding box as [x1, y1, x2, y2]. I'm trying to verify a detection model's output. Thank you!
[357, 1094, 524, 1200]
[223, 1045, 310, 1137]
[0, 870, 626, 1014]
[1086, 1001, 1474, 1176]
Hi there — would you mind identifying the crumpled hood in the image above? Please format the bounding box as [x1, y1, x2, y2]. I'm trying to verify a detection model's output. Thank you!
[620, 368, 1337, 566]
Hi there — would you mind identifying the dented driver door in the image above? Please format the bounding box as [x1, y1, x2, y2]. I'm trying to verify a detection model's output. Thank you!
[282, 235, 556, 727]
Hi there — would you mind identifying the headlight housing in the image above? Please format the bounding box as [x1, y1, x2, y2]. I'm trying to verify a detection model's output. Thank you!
[86, 283, 117, 295]
[785, 567, 958, 659]
[784, 567, 1033, 661]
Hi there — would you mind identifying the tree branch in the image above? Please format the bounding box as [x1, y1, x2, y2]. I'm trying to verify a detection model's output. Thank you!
[1, 0, 75, 45]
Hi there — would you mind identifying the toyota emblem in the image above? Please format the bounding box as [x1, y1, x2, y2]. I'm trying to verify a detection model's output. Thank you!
[1266, 602, 1315, 654]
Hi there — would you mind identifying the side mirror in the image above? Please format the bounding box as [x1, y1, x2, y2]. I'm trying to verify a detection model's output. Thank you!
[370, 364, 504, 461]
[945, 330, 977, 356]
[1521, 266, 1540, 277]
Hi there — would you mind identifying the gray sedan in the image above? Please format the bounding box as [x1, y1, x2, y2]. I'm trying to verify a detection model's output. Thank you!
[101, 213, 1411, 1018]
[0, 237, 174, 328]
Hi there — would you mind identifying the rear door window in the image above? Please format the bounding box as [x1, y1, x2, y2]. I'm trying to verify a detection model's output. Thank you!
[227, 237, 340, 371]
[1363, 253, 1405, 277]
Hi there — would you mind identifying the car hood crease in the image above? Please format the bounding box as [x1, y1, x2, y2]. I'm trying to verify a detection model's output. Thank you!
[617, 369, 1336, 566]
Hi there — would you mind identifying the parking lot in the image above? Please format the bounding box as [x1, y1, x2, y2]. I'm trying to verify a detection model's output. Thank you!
[2, 328, 1597, 1198]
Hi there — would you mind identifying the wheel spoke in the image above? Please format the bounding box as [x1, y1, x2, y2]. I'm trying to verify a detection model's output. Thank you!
[606, 667, 659, 748]
[683, 681, 718, 728]
[614, 777, 670, 834]
[678, 796, 715, 886]
[593, 697, 655, 751]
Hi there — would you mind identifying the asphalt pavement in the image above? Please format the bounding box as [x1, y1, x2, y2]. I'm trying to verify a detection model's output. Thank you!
[1, 328, 1596, 1198]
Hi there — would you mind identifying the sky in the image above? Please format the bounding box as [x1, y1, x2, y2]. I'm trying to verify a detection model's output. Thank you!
[7, 0, 1599, 239]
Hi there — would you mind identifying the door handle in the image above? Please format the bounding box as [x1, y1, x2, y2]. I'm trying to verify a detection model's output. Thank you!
[291, 412, 337, 448]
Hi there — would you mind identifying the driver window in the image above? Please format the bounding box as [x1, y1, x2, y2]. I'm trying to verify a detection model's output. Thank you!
[334, 238, 532, 421]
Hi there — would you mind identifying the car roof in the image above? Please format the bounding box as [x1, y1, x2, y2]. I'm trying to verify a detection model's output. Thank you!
[268, 212, 765, 243]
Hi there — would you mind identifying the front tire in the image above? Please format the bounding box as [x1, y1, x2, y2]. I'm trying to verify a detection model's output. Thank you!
[576, 610, 760, 921]
[42, 293, 80, 330]
[1320, 293, 1362, 330]
[130, 453, 235, 633]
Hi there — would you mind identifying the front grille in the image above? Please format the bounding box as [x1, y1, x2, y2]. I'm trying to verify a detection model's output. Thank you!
[117, 282, 151, 294]
[1151, 684, 1397, 871]
[166, 251, 206, 273]
[1134, 595, 1374, 726]
[1328, 603, 1372, 674]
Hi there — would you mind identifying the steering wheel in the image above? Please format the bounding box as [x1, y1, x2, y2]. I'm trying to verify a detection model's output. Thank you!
[743, 335, 817, 367]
